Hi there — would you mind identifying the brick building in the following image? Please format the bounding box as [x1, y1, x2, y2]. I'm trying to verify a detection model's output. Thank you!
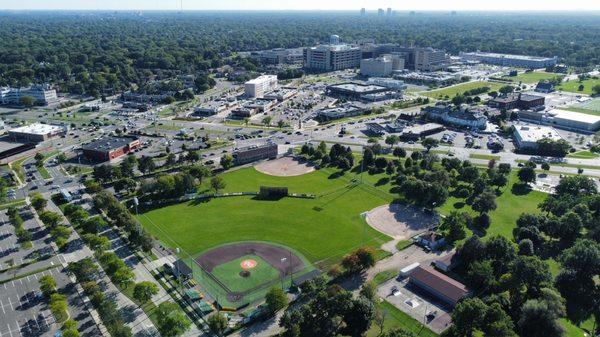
[81, 136, 141, 162]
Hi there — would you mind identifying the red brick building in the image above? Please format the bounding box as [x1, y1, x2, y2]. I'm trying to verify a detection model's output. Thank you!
[81, 136, 140, 162]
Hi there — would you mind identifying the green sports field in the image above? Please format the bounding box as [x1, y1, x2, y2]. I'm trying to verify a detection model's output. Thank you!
[420, 81, 504, 99]
[137, 167, 392, 265]
[557, 78, 600, 95]
[502, 71, 563, 84]
[211, 255, 280, 293]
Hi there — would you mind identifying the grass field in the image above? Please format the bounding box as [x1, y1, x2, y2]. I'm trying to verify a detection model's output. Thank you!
[469, 153, 501, 161]
[211, 255, 280, 293]
[420, 81, 504, 99]
[366, 300, 438, 337]
[502, 71, 562, 84]
[138, 167, 392, 265]
[557, 78, 600, 95]
[567, 150, 599, 159]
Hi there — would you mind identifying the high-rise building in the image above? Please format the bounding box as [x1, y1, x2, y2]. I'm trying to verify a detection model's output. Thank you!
[395, 47, 448, 71]
[360, 54, 405, 77]
[304, 42, 362, 71]
[360, 8, 366, 15]
[387, 8, 392, 15]
[244, 75, 278, 98]
[378, 8, 384, 16]
[0, 84, 57, 106]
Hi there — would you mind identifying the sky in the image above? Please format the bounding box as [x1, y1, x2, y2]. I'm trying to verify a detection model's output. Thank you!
[1, 0, 599, 11]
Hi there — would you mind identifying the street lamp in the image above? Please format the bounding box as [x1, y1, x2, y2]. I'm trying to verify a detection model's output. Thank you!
[280, 257, 287, 290]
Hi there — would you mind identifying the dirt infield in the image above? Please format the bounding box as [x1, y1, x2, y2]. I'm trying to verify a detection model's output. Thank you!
[255, 156, 315, 177]
[365, 203, 439, 240]
[197, 242, 306, 276]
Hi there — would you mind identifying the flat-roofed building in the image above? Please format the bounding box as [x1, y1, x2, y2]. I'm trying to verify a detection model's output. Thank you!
[233, 142, 278, 165]
[250, 48, 304, 64]
[326, 83, 389, 100]
[545, 109, 600, 132]
[489, 93, 545, 110]
[0, 85, 57, 106]
[81, 136, 141, 162]
[366, 78, 407, 91]
[304, 43, 362, 71]
[409, 265, 468, 307]
[459, 51, 558, 68]
[400, 123, 445, 140]
[245, 75, 278, 98]
[513, 125, 562, 149]
[8, 123, 68, 143]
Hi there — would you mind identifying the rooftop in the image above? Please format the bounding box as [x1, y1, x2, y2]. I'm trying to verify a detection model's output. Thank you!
[514, 125, 562, 143]
[81, 136, 139, 152]
[461, 51, 556, 61]
[245, 75, 277, 85]
[9, 123, 64, 135]
[329, 83, 387, 93]
[410, 265, 468, 303]
[547, 109, 600, 124]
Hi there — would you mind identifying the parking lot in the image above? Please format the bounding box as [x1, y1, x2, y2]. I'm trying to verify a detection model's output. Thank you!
[378, 275, 452, 334]
[0, 267, 60, 337]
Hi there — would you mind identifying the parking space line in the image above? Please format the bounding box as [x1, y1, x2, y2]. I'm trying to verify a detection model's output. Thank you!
[0, 299, 5, 314]
[7, 297, 13, 311]
[6, 324, 13, 337]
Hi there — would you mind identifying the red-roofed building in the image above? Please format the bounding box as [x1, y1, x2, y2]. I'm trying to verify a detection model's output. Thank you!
[409, 265, 468, 306]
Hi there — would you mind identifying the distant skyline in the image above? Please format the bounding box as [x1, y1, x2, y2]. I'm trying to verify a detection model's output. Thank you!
[2, 0, 600, 11]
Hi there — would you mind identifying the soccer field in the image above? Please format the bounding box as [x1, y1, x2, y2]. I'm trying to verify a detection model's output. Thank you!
[137, 167, 392, 265]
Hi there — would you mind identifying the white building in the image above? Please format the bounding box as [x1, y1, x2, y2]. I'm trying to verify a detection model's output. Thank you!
[0, 85, 57, 106]
[244, 75, 278, 98]
[545, 109, 600, 132]
[513, 125, 563, 149]
[360, 54, 405, 77]
[8, 123, 68, 142]
[459, 51, 558, 68]
[304, 43, 362, 71]
[367, 78, 407, 91]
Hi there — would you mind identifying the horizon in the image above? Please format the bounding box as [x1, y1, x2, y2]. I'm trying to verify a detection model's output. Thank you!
[1, 0, 600, 12]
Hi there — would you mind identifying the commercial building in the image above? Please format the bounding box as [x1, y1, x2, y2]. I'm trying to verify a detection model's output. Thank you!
[0, 85, 57, 106]
[81, 136, 141, 162]
[304, 43, 362, 71]
[263, 88, 298, 101]
[409, 265, 468, 307]
[245, 98, 278, 113]
[245, 75, 278, 98]
[395, 71, 459, 86]
[423, 103, 488, 130]
[367, 78, 407, 91]
[360, 54, 405, 77]
[232, 142, 278, 165]
[489, 93, 545, 110]
[250, 48, 304, 64]
[513, 125, 563, 150]
[545, 109, 600, 132]
[194, 101, 238, 116]
[315, 104, 364, 121]
[393, 47, 448, 71]
[459, 51, 558, 68]
[366, 123, 386, 136]
[400, 123, 445, 140]
[326, 83, 390, 101]
[8, 123, 68, 143]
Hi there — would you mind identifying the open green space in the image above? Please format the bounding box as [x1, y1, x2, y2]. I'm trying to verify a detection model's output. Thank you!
[469, 153, 501, 161]
[366, 300, 438, 337]
[211, 255, 280, 293]
[138, 167, 392, 265]
[567, 150, 599, 159]
[502, 71, 562, 84]
[420, 81, 504, 99]
[557, 78, 600, 95]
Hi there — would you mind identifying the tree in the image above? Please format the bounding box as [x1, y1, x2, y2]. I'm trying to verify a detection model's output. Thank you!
[541, 162, 550, 172]
[518, 166, 536, 184]
[262, 116, 272, 127]
[467, 260, 495, 290]
[380, 328, 416, 337]
[472, 189, 497, 214]
[439, 211, 469, 243]
[385, 135, 399, 148]
[156, 301, 191, 337]
[499, 85, 515, 94]
[207, 312, 228, 337]
[220, 154, 233, 169]
[277, 120, 285, 129]
[39, 211, 62, 228]
[421, 137, 439, 152]
[210, 176, 226, 193]
[112, 267, 135, 288]
[39, 275, 57, 296]
[138, 156, 156, 173]
[265, 286, 288, 313]
[133, 281, 159, 305]
[393, 147, 406, 158]
[30, 192, 47, 211]
[20, 95, 35, 107]
[360, 280, 377, 302]
[592, 84, 600, 96]
[518, 299, 565, 337]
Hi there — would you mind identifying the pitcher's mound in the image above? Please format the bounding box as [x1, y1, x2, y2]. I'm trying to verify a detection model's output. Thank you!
[365, 203, 439, 240]
[255, 157, 315, 177]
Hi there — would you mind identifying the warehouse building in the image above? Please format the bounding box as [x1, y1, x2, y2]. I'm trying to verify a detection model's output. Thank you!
[512, 125, 563, 150]
[81, 136, 141, 162]
[459, 51, 558, 68]
[545, 109, 600, 132]
[408, 265, 468, 307]
[326, 83, 390, 100]
[8, 123, 68, 143]
[233, 142, 278, 165]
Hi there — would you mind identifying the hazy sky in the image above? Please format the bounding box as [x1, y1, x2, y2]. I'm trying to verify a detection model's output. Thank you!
[1, 0, 599, 11]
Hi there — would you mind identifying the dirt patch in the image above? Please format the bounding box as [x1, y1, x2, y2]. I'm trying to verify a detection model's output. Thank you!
[255, 156, 315, 177]
[365, 203, 439, 240]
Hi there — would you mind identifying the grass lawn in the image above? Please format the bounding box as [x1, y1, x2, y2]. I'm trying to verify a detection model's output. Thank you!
[502, 71, 562, 84]
[211, 255, 280, 293]
[138, 167, 392, 265]
[560, 318, 588, 337]
[10, 156, 29, 183]
[567, 150, 599, 159]
[557, 78, 600, 95]
[469, 153, 501, 161]
[420, 81, 504, 99]
[373, 269, 398, 286]
[37, 165, 51, 179]
[366, 300, 438, 337]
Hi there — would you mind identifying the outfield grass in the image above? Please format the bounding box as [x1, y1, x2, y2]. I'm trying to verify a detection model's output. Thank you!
[138, 167, 392, 265]
[211, 255, 280, 293]
[567, 150, 599, 159]
[502, 71, 562, 84]
[420, 81, 504, 99]
[557, 78, 600, 95]
[366, 300, 438, 337]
